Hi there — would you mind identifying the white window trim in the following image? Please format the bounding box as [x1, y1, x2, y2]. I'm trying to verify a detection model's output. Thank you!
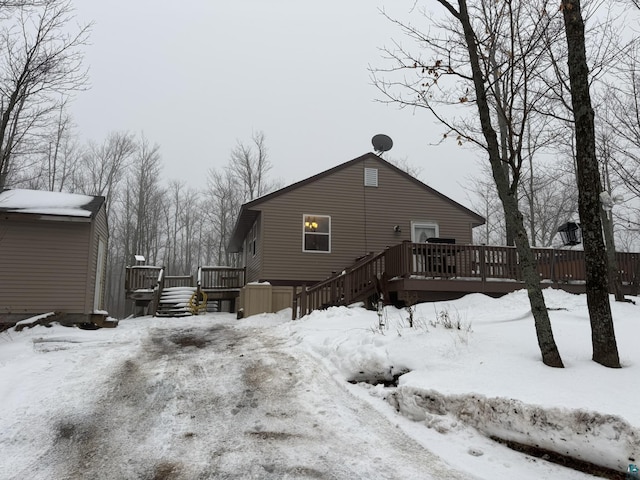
[302, 214, 331, 253]
[410, 221, 439, 242]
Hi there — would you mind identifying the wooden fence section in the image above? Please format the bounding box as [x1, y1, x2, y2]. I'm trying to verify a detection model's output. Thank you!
[294, 242, 640, 318]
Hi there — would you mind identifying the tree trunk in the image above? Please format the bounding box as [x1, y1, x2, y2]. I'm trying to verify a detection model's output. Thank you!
[601, 207, 625, 302]
[490, 45, 515, 246]
[453, 0, 563, 367]
[561, 0, 620, 367]
[600, 151, 626, 303]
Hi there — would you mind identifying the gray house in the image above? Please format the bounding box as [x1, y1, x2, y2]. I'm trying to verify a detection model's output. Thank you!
[0, 189, 110, 327]
[227, 152, 484, 313]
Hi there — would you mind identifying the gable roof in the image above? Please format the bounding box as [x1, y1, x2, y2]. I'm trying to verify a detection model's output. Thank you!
[228, 152, 484, 252]
[0, 189, 105, 220]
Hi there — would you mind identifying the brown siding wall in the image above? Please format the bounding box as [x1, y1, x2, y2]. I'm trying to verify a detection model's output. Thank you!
[0, 217, 92, 315]
[256, 157, 477, 283]
[85, 205, 109, 310]
[244, 216, 263, 283]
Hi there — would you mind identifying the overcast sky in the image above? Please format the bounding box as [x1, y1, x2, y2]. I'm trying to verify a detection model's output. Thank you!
[69, 1, 482, 206]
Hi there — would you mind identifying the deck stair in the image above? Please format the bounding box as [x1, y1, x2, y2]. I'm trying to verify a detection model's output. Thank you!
[155, 286, 197, 317]
[295, 250, 387, 318]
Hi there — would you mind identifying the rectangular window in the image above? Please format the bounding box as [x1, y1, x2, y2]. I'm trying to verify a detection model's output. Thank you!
[411, 222, 439, 243]
[303, 215, 331, 253]
[250, 223, 257, 257]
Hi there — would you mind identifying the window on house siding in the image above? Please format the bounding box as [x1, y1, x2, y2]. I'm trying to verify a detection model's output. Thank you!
[303, 215, 330, 253]
[364, 167, 378, 187]
[411, 222, 439, 243]
[250, 224, 257, 257]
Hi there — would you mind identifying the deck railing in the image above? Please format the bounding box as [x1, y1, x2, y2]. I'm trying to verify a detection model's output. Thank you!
[296, 251, 386, 317]
[125, 266, 245, 293]
[293, 242, 640, 318]
[163, 275, 194, 288]
[387, 242, 525, 280]
[197, 266, 246, 290]
[124, 265, 164, 292]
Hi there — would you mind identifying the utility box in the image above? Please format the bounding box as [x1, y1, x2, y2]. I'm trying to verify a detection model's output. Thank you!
[240, 283, 272, 318]
[271, 286, 294, 313]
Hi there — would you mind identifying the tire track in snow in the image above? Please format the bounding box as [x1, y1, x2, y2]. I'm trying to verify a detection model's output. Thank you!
[24, 322, 471, 479]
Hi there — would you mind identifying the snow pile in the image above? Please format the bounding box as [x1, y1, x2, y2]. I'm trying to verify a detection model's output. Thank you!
[1, 288, 639, 478]
[389, 387, 639, 472]
[282, 289, 640, 474]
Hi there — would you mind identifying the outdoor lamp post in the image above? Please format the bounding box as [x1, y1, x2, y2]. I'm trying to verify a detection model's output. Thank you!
[557, 222, 582, 246]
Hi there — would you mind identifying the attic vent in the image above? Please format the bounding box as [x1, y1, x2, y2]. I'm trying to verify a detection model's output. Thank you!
[364, 168, 378, 187]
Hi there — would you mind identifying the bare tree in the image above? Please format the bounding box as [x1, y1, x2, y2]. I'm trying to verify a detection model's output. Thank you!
[204, 167, 244, 266]
[561, 0, 620, 367]
[520, 156, 579, 247]
[386, 155, 423, 179]
[600, 41, 640, 235]
[129, 135, 164, 264]
[373, 1, 566, 246]
[101, 134, 166, 316]
[0, 0, 90, 190]
[75, 131, 136, 215]
[0, 1, 48, 9]
[229, 131, 274, 201]
[374, 0, 564, 366]
[37, 99, 81, 191]
[163, 180, 186, 273]
[161, 180, 201, 275]
[595, 128, 629, 302]
[465, 167, 505, 245]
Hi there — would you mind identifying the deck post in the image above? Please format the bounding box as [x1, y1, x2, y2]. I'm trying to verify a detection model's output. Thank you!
[344, 269, 352, 305]
[300, 285, 308, 318]
[330, 274, 337, 304]
[479, 246, 487, 285]
[632, 255, 640, 296]
[402, 240, 411, 277]
[292, 286, 298, 320]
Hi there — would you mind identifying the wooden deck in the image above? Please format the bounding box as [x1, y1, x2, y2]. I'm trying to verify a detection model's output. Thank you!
[125, 243, 639, 320]
[294, 242, 640, 318]
[124, 266, 245, 316]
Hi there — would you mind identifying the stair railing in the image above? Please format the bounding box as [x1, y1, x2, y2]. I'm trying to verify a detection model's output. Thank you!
[295, 250, 386, 318]
[151, 267, 165, 316]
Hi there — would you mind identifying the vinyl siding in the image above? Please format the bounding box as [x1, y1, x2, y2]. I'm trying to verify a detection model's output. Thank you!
[254, 157, 478, 283]
[85, 205, 109, 310]
[0, 218, 93, 315]
[244, 216, 263, 283]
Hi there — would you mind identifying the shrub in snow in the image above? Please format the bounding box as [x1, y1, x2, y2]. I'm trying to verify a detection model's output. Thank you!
[430, 306, 471, 332]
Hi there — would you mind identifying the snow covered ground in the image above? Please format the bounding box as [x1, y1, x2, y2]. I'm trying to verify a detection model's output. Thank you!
[1, 289, 638, 479]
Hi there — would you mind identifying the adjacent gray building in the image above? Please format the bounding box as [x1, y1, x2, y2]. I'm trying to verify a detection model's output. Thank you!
[0, 189, 109, 326]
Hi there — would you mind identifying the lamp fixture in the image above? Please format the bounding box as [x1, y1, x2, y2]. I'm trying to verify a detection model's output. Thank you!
[305, 219, 318, 231]
[557, 221, 581, 246]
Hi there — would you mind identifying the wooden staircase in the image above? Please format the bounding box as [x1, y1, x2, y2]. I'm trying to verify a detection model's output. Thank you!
[155, 286, 197, 317]
[294, 250, 387, 318]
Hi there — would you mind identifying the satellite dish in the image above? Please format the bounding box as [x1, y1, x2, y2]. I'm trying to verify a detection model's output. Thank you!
[371, 134, 393, 154]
